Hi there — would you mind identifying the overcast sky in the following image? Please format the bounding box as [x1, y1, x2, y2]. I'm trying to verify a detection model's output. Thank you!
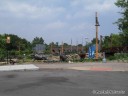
[0, 0, 121, 45]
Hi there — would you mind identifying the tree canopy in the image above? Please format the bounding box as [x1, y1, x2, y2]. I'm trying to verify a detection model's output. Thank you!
[115, 0, 128, 46]
[32, 37, 44, 47]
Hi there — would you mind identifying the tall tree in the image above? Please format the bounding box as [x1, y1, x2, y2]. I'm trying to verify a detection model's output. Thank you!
[115, 0, 128, 46]
[91, 38, 99, 45]
[32, 37, 44, 47]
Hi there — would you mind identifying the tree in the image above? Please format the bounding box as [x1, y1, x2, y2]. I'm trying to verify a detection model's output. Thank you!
[0, 34, 6, 49]
[63, 43, 69, 47]
[32, 37, 44, 47]
[91, 38, 99, 45]
[0, 34, 32, 59]
[102, 34, 122, 48]
[115, 0, 128, 46]
[110, 34, 122, 47]
[102, 36, 111, 48]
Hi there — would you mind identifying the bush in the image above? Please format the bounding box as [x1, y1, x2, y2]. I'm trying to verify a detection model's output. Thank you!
[107, 56, 116, 60]
[114, 53, 128, 60]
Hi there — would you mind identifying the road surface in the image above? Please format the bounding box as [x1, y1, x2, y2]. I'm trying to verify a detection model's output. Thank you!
[0, 69, 127, 96]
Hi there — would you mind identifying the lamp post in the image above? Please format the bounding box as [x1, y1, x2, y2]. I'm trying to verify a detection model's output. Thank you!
[6, 36, 10, 64]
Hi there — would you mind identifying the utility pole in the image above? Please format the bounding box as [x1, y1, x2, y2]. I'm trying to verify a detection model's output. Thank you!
[50, 43, 53, 54]
[19, 42, 21, 55]
[76, 40, 78, 53]
[70, 39, 72, 53]
[95, 12, 100, 60]
[82, 38, 83, 52]
[61, 41, 64, 54]
[85, 38, 88, 53]
[100, 35, 102, 51]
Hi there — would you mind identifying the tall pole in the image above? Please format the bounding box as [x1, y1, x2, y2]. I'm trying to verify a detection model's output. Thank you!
[6, 36, 10, 64]
[61, 41, 64, 54]
[71, 39, 72, 53]
[76, 40, 78, 53]
[95, 12, 100, 60]
[100, 35, 102, 51]
[85, 38, 88, 53]
[82, 38, 83, 52]
[50, 43, 53, 54]
[19, 42, 21, 55]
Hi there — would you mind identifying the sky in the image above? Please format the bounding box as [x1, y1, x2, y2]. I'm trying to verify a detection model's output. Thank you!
[0, 0, 121, 45]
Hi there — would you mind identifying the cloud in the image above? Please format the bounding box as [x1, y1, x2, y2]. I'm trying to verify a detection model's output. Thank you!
[43, 21, 67, 31]
[64, 0, 118, 21]
[85, 0, 117, 12]
[0, 1, 65, 19]
[69, 23, 92, 32]
[0, 0, 120, 44]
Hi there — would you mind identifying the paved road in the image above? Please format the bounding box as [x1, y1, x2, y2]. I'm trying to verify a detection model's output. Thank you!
[0, 69, 127, 96]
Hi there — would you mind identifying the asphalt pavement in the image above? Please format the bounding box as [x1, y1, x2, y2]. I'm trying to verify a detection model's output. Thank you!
[0, 69, 127, 96]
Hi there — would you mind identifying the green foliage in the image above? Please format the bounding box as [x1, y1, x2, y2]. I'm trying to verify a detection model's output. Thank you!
[115, 0, 128, 46]
[102, 34, 122, 48]
[0, 50, 6, 61]
[0, 35, 6, 49]
[0, 34, 32, 60]
[32, 37, 44, 47]
[114, 53, 128, 59]
[44, 44, 51, 54]
[107, 56, 116, 60]
[107, 53, 128, 62]
[91, 38, 99, 45]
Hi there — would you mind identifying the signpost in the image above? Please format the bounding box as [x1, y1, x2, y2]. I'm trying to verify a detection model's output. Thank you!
[6, 36, 10, 64]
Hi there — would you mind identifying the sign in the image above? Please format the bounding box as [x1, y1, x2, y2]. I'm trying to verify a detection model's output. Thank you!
[88, 45, 96, 58]
[33, 44, 46, 53]
[6, 36, 10, 44]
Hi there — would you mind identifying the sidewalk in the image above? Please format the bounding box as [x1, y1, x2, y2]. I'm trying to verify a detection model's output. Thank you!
[0, 62, 127, 72]
[35, 62, 128, 71]
[0, 64, 39, 71]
